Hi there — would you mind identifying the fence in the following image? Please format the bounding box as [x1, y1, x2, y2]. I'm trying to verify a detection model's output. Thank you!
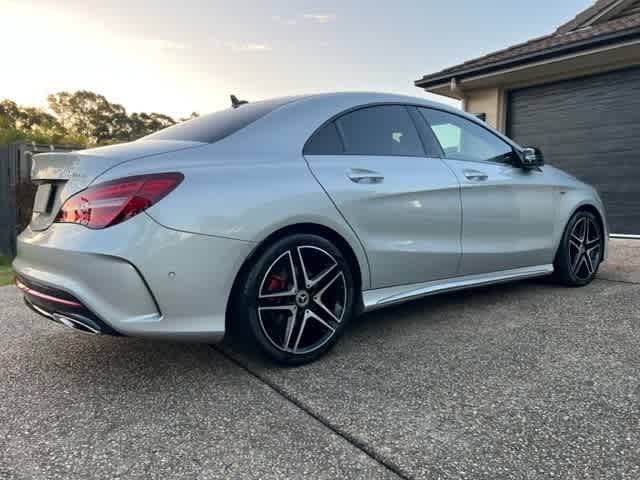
[0, 141, 83, 258]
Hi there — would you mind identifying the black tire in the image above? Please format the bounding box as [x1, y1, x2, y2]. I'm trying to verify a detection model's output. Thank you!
[553, 210, 604, 286]
[237, 234, 356, 365]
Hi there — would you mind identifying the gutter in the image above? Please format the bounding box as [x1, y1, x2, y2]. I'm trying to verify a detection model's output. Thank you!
[415, 26, 640, 89]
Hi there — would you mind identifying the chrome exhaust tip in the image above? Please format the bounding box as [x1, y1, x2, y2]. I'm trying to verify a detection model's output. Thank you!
[24, 297, 103, 335]
[51, 313, 102, 335]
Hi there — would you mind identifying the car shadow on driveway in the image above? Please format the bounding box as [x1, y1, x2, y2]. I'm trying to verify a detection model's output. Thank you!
[222, 277, 640, 479]
[0, 286, 398, 480]
[2, 266, 638, 479]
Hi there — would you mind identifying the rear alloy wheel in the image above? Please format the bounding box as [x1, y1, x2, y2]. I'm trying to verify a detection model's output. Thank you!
[554, 211, 603, 286]
[241, 234, 355, 365]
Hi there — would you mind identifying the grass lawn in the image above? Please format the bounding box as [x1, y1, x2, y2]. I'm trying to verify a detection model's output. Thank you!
[0, 256, 13, 287]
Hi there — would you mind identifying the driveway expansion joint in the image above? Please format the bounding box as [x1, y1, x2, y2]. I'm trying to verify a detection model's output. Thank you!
[212, 345, 412, 480]
[596, 277, 640, 285]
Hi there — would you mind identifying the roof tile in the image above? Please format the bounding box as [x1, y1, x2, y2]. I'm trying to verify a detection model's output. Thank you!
[556, 0, 621, 33]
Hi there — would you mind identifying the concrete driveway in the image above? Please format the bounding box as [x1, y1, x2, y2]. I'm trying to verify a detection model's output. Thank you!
[1, 240, 638, 479]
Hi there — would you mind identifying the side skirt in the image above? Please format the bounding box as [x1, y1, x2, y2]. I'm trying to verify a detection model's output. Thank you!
[362, 264, 554, 312]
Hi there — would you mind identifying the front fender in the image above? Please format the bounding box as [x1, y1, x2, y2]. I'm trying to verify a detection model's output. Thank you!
[553, 190, 609, 262]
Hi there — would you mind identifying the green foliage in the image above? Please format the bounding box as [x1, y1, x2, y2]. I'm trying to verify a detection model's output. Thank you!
[128, 111, 177, 141]
[0, 255, 12, 287]
[0, 99, 89, 145]
[47, 90, 183, 143]
[47, 91, 128, 144]
[0, 91, 197, 147]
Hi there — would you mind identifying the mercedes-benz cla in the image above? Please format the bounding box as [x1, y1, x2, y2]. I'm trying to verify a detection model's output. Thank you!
[13, 92, 608, 364]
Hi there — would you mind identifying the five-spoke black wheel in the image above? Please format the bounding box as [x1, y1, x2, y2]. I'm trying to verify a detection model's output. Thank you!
[238, 234, 355, 365]
[554, 210, 603, 286]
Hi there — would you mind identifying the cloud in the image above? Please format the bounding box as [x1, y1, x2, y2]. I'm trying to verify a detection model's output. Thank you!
[272, 15, 297, 25]
[227, 42, 273, 52]
[272, 13, 336, 25]
[303, 13, 336, 23]
[145, 39, 187, 51]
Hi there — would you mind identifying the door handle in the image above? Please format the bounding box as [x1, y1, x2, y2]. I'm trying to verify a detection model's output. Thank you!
[463, 169, 488, 182]
[347, 169, 384, 184]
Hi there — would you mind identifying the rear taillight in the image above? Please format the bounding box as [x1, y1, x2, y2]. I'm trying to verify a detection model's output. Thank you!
[55, 172, 183, 229]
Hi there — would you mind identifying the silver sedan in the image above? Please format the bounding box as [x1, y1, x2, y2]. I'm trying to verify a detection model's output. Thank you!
[13, 92, 608, 364]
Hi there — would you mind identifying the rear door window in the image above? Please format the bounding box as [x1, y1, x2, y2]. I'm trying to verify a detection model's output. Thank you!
[335, 105, 424, 157]
[304, 122, 344, 155]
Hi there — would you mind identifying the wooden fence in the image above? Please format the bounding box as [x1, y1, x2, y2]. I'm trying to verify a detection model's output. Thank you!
[0, 142, 82, 258]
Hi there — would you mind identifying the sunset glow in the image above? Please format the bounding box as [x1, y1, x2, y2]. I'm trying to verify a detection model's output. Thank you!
[1, 0, 591, 117]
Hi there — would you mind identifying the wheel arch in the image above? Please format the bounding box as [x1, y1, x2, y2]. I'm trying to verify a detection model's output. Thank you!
[576, 204, 606, 234]
[225, 222, 367, 332]
[555, 201, 608, 261]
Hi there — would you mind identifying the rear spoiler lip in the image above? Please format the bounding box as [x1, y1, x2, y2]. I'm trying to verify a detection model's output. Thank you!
[30, 152, 88, 182]
[30, 141, 206, 183]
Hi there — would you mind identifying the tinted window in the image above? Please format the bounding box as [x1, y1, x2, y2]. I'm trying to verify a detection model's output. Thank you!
[143, 97, 297, 143]
[304, 122, 344, 155]
[408, 107, 444, 158]
[419, 108, 513, 163]
[336, 105, 424, 157]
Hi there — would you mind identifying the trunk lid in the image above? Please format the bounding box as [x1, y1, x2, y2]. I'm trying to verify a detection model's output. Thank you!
[29, 140, 202, 231]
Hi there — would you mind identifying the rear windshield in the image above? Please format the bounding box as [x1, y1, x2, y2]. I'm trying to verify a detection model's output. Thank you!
[142, 97, 298, 143]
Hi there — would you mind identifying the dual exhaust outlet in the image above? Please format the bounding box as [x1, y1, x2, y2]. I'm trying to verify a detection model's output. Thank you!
[24, 297, 103, 335]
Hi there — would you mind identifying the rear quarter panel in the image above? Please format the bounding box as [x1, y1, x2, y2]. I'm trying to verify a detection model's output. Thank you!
[92, 144, 372, 289]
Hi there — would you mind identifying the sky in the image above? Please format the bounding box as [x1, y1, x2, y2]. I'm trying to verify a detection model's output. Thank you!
[1, 0, 593, 119]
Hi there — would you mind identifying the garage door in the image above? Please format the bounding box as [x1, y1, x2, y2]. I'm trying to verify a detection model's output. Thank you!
[507, 67, 640, 235]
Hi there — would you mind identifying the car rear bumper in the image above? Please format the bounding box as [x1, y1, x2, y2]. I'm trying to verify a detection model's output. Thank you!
[17, 275, 121, 335]
[12, 214, 255, 341]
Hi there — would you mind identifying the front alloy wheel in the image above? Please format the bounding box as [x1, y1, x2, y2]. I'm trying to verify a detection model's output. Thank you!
[241, 234, 355, 364]
[568, 216, 602, 281]
[554, 211, 603, 286]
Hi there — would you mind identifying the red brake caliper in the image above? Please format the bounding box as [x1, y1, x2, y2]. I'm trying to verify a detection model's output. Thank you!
[266, 273, 286, 292]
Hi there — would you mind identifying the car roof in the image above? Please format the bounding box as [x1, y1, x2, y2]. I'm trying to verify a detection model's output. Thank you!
[205, 91, 521, 155]
[281, 91, 501, 132]
[287, 91, 519, 149]
[286, 91, 462, 114]
[224, 91, 464, 118]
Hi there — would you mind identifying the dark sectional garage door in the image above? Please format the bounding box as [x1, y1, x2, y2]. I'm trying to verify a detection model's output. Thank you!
[507, 67, 640, 235]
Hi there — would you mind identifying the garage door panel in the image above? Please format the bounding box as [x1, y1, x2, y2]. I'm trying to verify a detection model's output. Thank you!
[513, 116, 640, 140]
[508, 67, 640, 235]
[602, 192, 640, 236]
[513, 99, 635, 117]
[542, 152, 638, 170]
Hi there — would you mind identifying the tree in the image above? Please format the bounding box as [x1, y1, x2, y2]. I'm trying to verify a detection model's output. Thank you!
[0, 99, 87, 145]
[0, 100, 60, 131]
[47, 90, 187, 143]
[0, 100, 20, 123]
[1, 90, 197, 146]
[128, 112, 177, 140]
[47, 91, 131, 144]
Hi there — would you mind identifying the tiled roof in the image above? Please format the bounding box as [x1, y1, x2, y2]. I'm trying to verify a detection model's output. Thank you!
[556, 0, 621, 33]
[416, 1, 640, 87]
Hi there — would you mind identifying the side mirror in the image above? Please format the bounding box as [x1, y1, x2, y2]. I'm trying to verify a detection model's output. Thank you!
[517, 147, 545, 168]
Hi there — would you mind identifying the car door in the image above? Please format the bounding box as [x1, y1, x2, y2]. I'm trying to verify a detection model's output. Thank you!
[304, 104, 462, 289]
[418, 107, 556, 275]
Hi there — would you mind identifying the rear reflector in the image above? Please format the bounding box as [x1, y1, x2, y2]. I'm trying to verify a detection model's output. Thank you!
[55, 172, 183, 229]
[15, 278, 83, 307]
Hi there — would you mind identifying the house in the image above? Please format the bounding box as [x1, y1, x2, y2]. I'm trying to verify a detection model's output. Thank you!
[415, 0, 640, 236]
